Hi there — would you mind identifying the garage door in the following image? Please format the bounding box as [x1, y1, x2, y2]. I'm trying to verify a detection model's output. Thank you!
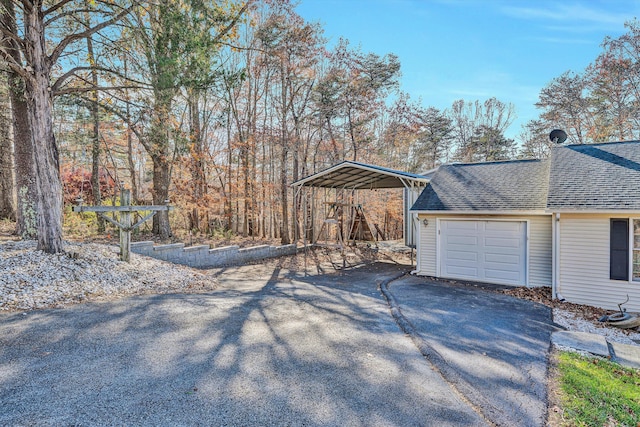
[439, 220, 526, 286]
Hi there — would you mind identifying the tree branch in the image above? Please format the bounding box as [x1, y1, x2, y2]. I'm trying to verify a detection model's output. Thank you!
[51, 65, 151, 93]
[42, 0, 75, 17]
[0, 0, 28, 81]
[44, 7, 114, 27]
[15, 0, 32, 13]
[218, 40, 267, 53]
[0, 22, 26, 52]
[211, 0, 253, 44]
[54, 84, 149, 96]
[48, 3, 133, 65]
[0, 48, 29, 80]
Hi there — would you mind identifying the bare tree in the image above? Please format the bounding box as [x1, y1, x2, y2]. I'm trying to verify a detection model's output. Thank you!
[536, 71, 594, 144]
[518, 119, 552, 159]
[1, 0, 35, 237]
[449, 97, 516, 162]
[0, 0, 133, 253]
[0, 71, 14, 220]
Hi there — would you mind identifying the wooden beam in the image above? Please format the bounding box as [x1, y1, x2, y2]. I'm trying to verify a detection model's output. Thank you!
[71, 189, 173, 262]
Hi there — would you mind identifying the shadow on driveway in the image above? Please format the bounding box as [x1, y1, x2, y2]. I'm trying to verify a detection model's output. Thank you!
[1, 262, 488, 426]
[383, 274, 559, 427]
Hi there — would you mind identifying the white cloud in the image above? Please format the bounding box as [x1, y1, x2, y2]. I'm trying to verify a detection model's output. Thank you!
[501, 2, 634, 31]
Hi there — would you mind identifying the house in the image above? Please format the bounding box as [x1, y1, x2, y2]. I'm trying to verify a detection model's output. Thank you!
[410, 140, 640, 312]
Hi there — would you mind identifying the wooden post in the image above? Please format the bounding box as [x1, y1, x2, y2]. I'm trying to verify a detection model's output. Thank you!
[73, 192, 172, 262]
[120, 189, 131, 262]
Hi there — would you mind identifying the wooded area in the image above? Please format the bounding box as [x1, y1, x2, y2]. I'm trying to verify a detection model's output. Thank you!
[1, 1, 640, 253]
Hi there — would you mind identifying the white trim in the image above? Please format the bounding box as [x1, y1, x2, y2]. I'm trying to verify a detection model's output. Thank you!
[629, 218, 640, 283]
[525, 219, 530, 287]
[546, 209, 640, 214]
[437, 217, 529, 286]
[415, 214, 422, 273]
[552, 212, 560, 299]
[412, 210, 548, 215]
[436, 218, 441, 277]
[609, 216, 640, 284]
[416, 209, 640, 215]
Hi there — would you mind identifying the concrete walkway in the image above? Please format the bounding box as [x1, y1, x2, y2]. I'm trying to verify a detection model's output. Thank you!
[552, 331, 640, 369]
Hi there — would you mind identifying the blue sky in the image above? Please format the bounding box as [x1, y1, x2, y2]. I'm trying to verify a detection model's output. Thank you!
[296, 0, 640, 140]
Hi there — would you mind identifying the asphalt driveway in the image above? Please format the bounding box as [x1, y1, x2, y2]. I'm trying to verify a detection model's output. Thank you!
[0, 262, 556, 426]
[383, 275, 557, 426]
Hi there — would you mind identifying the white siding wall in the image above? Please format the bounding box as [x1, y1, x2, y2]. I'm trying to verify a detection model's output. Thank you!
[416, 214, 552, 287]
[529, 216, 553, 287]
[559, 214, 640, 312]
[417, 215, 437, 276]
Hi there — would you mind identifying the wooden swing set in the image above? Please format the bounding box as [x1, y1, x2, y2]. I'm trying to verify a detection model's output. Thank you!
[315, 202, 377, 251]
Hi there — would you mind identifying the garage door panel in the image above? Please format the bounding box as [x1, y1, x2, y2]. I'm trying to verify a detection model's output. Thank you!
[447, 221, 479, 231]
[446, 235, 478, 245]
[440, 220, 526, 286]
[484, 237, 521, 248]
[485, 221, 522, 232]
[446, 250, 478, 261]
[484, 268, 522, 281]
[445, 265, 479, 277]
[484, 253, 520, 264]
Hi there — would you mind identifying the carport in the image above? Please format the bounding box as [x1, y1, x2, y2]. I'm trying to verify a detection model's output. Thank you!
[291, 161, 431, 252]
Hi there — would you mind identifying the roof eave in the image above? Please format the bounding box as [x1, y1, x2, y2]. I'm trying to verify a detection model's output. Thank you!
[411, 209, 550, 215]
[546, 208, 640, 214]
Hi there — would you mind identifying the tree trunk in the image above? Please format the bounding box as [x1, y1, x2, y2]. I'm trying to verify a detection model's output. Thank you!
[0, 73, 15, 220]
[280, 143, 290, 245]
[10, 73, 36, 238]
[126, 123, 138, 203]
[25, 8, 64, 253]
[123, 59, 139, 204]
[188, 92, 206, 232]
[1, 0, 36, 237]
[149, 93, 172, 239]
[151, 154, 171, 238]
[87, 33, 105, 232]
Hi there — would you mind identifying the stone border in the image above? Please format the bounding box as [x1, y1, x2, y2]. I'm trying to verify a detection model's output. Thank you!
[130, 241, 300, 268]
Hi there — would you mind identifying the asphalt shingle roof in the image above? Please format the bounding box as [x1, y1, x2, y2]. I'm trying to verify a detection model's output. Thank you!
[411, 159, 549, 211]
[411, 140, 640, 212]
[547, 141, 640, 210]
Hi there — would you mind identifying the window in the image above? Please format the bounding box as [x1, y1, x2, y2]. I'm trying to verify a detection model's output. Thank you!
[634, 220, 640, 281]
[610, 218, 640, 281]
[610, 219, 629, 281]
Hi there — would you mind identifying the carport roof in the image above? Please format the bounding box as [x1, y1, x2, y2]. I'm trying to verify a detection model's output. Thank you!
[291, 161, 430, 189]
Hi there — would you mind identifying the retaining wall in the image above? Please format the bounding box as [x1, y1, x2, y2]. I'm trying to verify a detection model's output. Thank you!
[130, 241, 300, 268]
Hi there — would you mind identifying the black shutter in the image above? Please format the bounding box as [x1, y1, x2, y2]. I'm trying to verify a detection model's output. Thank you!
[610, 219, 629, 281]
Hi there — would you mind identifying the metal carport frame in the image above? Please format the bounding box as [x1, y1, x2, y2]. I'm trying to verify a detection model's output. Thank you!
[291, 160, 432, 249]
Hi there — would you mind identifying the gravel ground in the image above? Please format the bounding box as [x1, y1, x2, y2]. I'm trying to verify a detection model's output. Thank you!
[552, 307, 640, 345]
[0, 240, 217, 311]
[501, 286, 640, 346]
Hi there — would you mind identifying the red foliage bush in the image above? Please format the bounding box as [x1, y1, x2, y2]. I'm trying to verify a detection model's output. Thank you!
[61, 166, 115, 205]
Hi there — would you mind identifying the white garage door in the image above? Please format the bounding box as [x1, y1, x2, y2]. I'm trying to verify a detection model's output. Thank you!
[439, 220, 527, 286]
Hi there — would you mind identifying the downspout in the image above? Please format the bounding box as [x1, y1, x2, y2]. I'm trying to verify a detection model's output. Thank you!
[552, 212, 564, 300]
[410, 211, 420, 275]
